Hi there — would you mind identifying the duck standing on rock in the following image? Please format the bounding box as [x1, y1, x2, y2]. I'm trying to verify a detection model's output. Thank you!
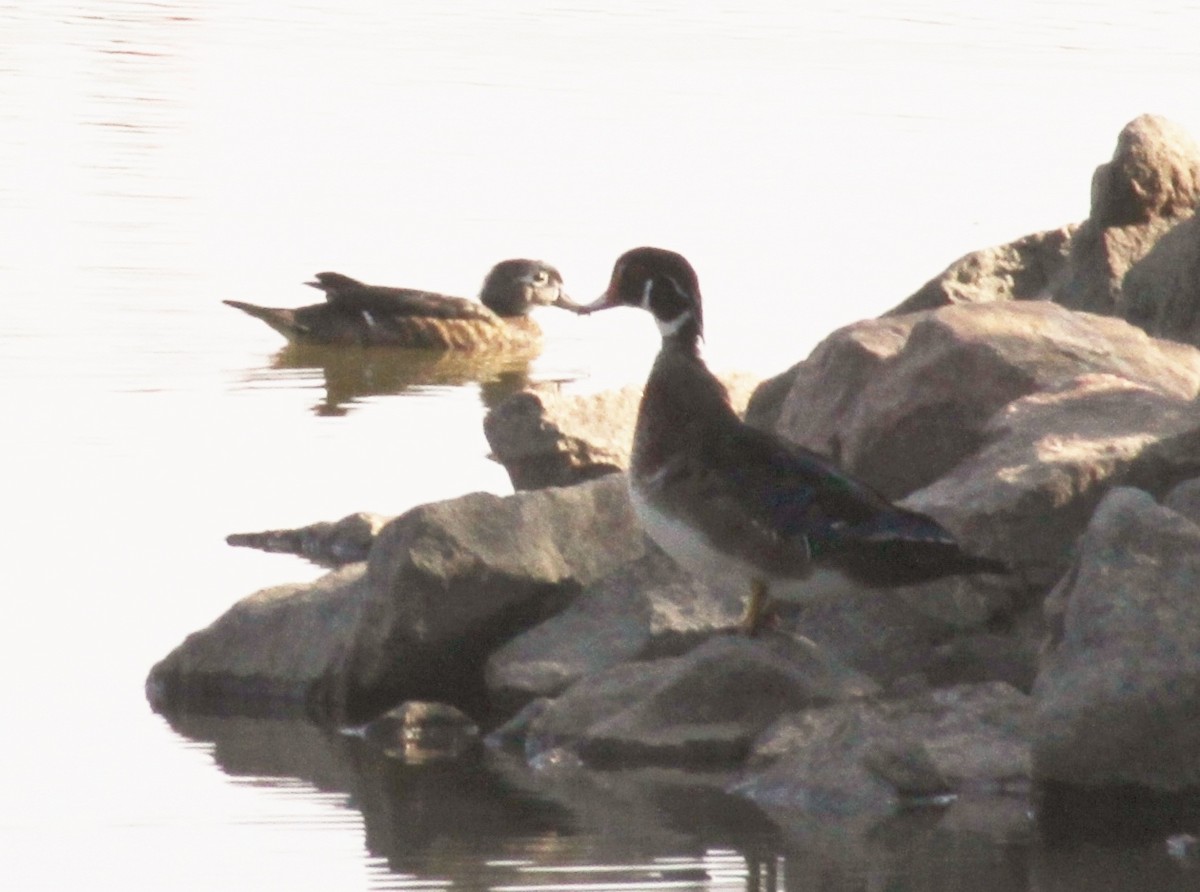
[580, 246, 1008, 635]
[224, 259, 578, 349]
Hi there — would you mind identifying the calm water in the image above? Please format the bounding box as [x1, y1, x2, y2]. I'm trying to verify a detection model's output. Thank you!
[4, 2, 1200, 888]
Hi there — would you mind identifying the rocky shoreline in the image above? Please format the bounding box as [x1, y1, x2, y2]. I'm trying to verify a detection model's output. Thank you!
[149, 115, 1200, 833]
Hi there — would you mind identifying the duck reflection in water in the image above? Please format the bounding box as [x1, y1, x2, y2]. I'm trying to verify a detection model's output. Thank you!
[260, 343, 544, 416]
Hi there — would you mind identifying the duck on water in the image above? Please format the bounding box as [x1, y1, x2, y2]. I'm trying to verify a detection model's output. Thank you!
[224, 259, 578, 350]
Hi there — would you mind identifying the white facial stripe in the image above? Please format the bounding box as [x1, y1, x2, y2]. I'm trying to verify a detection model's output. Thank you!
[655, 311, 691, 338]
[641, 278, 654, 309]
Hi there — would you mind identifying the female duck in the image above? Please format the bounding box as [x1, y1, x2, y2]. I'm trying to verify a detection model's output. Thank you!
[224, 259, 576, 350]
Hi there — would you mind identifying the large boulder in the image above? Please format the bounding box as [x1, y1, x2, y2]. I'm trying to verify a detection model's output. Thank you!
[148, 474, 646, 723]
[747, 301, 1200, 500]
[484, 374, 760, 490]
[1033, 487, 1200, 791]
[735, 682, 1032, 818]
[523, 634, 878, 768]
[745, 301, 1200, 589]
[1121, 212, 1200, 345]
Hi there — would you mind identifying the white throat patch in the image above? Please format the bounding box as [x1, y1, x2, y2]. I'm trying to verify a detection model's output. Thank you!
[655, 311, 692, 338]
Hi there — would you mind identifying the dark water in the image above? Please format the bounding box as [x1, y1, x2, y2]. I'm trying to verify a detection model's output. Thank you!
[4, 1, 1200, 888]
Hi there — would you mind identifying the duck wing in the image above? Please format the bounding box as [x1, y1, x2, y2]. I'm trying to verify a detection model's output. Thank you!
[307, 272, 497, 321]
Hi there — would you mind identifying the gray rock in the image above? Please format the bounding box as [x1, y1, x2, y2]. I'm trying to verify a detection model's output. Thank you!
[525, 634, 878, 768]
[330, 473, 646, 719]
[484, 374, 760, 490]
[148, 474, 645, 722]
[226, 511, 390, 566]
[485, 545, 744, 713]
[146, 564, 373, 715]
[1033, 487, 1200, 791]
[1163, 476, 1200, 526]
[736, 682, 1032, 818]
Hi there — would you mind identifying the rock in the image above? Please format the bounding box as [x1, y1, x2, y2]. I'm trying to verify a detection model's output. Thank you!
[735, 682, 1032, 818]
[907, 372, 1200, 589]
[748, 301, 1200, 501]
[1088, 114, 1200, 228]
[888, 226, 1077, 316]
[484, 545, 744, 714]
[226, 511, 390, 566]
[745, 301, 1200, 589]
[1164, 476, 1200, 526]
[1122, 213, 1200, 346]
[523, 634, 878, 768]
[1033, 487, 1200, 791]
[357, 700, 480, 762]
[484, 373, 760, 490]
[146, 564, 373, 716]
[148, 474, 646, 723]
[328, 473, 646, 720]
[1051, 115, 1200, 323]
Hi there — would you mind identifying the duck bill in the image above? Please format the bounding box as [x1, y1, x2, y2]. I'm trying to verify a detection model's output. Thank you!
[577, 290, 620, 315]
[547, 291, 583, 312]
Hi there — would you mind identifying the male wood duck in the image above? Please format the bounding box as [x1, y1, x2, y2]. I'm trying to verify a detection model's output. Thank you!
[581, 246, 1008, 636]
[224, 259, 577, 349]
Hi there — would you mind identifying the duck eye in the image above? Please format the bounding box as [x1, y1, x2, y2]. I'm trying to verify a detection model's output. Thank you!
[532, 270, 549, 284]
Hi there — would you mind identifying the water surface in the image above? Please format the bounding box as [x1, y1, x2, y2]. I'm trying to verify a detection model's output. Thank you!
[4, 1, 1200, 888]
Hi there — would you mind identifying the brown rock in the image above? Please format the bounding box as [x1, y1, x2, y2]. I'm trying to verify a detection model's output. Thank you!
[889, 226, 1076, 316]
[1053, 114, 1200, 321]
[484, 373, 760, 490]
[748, 301, 1200, 501]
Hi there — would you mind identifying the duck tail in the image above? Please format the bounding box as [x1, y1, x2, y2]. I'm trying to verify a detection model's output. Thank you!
[223, 300, 307, 342]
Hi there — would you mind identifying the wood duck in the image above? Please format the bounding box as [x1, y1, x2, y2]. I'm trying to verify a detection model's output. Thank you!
[581, 246, 1008, 636]
[224, 259, 578, 349]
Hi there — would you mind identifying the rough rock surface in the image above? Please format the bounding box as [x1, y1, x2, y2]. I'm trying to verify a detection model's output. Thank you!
[484, 373, 760, 490]
[485, 545, 744, 713]
[889, 226, 1077, 316]
[1033, 487, 1200, 791]
[149, 474, 645, 722]
[745, 301, 1200, 589]
[747, 301, 1200, 500]
[735, 682, 1032, 817]
[146, 564, 373, 716]
[226, 511, 389, 566]
[523, 634, 878, 768]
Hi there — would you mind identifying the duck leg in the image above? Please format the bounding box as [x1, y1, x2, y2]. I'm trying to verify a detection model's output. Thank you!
[740, 577, 772, 637]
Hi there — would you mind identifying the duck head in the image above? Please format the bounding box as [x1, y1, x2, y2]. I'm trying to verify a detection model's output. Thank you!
[479, 259, 577, 317]
[583, 247, 703, 342]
